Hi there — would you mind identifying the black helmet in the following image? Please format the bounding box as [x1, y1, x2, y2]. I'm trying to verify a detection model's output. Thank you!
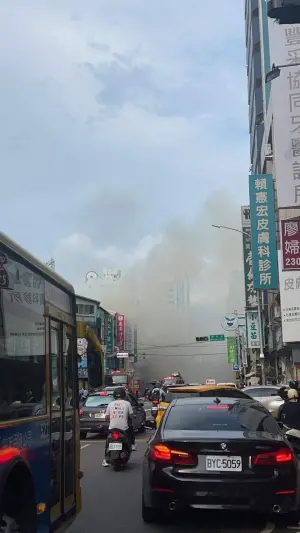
[289, 380, 299, 390]
[113, 387, 126, 400]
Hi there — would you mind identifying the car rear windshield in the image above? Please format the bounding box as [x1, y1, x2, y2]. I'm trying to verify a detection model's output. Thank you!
[85, 395, 114, 407]
[164, 403, 280, 434]
[245, 387, 279, 398]
[112, 376, 128, 384]
[164, 389, 249, 403]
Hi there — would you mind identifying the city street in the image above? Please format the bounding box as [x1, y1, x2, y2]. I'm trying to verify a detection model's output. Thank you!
[68, 430, 299, 533]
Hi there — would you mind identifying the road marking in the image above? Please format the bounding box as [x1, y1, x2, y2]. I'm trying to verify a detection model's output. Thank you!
[80, 444, 91, 450]
[260, 522, 275, 533]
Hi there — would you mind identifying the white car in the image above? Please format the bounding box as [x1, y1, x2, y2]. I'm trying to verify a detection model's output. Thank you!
[242, 385, 287, 417]
[217, 382, 237, 388]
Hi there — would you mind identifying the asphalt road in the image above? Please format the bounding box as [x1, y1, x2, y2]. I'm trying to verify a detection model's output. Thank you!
[67, 402, 300, 533]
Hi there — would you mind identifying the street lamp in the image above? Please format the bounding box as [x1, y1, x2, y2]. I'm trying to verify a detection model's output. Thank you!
[211, 224, 251, 238]
[265, 62, 300, 84]
[212, 224, 266, 385]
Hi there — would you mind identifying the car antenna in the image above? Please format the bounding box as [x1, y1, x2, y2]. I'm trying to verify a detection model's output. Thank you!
[213, 397, 221, 404]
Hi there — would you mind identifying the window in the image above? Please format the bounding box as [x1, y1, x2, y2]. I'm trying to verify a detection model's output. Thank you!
[0, 249, 46, 420]
[255, 77, 262, 89]
[76, 304, 94, 315]
[85, 395, 114, 407]
[164, 402, 280, 434]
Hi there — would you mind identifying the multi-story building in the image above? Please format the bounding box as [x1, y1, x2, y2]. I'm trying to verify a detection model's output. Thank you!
[244, 1, 300, 381]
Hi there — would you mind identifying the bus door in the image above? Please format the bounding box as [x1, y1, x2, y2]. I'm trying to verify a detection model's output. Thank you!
[49, 319, 76, 525]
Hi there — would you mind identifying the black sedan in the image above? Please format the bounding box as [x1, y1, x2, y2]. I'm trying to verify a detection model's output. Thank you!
[142, 396, 300, 525]
[80, 390, 146, 439]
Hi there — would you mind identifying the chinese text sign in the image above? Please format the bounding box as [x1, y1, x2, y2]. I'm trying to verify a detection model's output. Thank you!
[281, 219, 300, 270]
[105, 314, 114, 355]
[245, 311, 260, 349]
[268, 22, 300, 207]
[241, 206, 258, 309]
[227, 337, 237, 364]
[116, 314, 125, 351]
[249, 174, 278, 290]
[278, 251, 300, 343]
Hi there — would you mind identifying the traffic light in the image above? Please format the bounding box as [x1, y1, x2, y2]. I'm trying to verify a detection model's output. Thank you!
[196, 336, 209, 342]
[267, 0, 300, 24]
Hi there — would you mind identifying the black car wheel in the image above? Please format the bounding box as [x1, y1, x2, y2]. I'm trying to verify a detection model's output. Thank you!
[142, 496, 156, 523]
[80, 431, 87, 439]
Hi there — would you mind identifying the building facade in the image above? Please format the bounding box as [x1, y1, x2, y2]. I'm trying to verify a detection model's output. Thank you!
[244, 1, 300, 382]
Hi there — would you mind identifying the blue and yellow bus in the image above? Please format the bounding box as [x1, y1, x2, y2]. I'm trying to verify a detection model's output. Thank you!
[0, 233, 82, 532]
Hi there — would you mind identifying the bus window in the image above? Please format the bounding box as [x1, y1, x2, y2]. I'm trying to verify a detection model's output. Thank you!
[0, 252, 46, 421]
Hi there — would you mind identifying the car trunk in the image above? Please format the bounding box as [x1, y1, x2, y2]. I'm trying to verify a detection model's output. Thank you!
[162, 430, 289, 480]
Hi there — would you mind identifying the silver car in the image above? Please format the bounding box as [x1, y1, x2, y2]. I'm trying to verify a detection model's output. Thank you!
[242, 385, 288, 417]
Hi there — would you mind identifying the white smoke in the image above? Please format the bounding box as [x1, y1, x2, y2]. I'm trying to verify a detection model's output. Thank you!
[56, 189, 245, 383]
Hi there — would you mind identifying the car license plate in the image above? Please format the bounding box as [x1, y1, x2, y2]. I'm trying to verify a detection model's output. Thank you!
[206, 455, 242, 472]
[109, 443, 122, 451]
[95, 413, 105, 419]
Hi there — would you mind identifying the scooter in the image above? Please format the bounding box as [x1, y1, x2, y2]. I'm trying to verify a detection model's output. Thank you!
[105, 429, 132, 471]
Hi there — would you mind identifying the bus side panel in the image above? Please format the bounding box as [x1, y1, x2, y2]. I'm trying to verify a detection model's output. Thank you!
[0, 418, 51, 533]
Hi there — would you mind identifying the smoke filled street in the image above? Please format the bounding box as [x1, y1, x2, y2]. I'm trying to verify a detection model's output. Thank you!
[67, 432, 296, 533]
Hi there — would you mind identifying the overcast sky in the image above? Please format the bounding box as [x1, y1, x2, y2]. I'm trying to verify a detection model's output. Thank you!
[0, 1, 249, 340]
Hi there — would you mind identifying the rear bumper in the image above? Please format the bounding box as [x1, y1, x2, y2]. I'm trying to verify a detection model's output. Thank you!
[148, 486, 298, 513]
[143, 471, 299, 514]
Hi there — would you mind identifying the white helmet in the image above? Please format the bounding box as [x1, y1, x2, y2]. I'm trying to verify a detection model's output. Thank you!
[288, 388, 298, 400]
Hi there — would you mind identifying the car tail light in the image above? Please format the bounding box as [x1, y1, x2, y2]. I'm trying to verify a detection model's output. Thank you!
[112, 431, 120, 440]
[252, 447, 293, 466]
[152, 400, 159, 405]
[207, 405, 229, 409]
[150, 444, 197, 466]
[79, 409, 83, 415]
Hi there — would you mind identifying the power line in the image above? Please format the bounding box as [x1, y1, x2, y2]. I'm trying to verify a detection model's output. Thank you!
[137, 341, 227, 349]
[138, 352, 228, 357]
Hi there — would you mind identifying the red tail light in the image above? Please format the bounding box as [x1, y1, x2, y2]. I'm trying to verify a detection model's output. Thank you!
[207, 405, 229, 409]
[79, 409, 83, 415]
[252, 448, 293, 466]
[150, 444, 197, 466]
[152, 400, 159, 405]
[112, 431, 120, 440]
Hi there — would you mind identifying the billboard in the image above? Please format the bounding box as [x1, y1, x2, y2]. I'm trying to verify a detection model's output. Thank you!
[241, 206, 258, 309]
[245, 311, 261, 349]
[249, 174, 278, 289]
[104, 314, 114, 355]
[281, 219, 300, 270]
[116, 314, 125, 351]
[227, 337, 237, 364]
[268, 21, 300, 207]
[278, 251, 300, 343]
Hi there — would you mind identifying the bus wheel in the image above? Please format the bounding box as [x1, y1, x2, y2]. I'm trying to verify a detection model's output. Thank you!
[0, 465, 37, 533]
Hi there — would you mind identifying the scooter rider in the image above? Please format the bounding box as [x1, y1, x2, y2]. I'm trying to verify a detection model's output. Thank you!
[102, 387, 136, 467]
[277, 388, 300, 430]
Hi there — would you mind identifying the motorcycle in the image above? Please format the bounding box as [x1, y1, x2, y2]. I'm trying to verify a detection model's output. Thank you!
[105, 429, 132, 471]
